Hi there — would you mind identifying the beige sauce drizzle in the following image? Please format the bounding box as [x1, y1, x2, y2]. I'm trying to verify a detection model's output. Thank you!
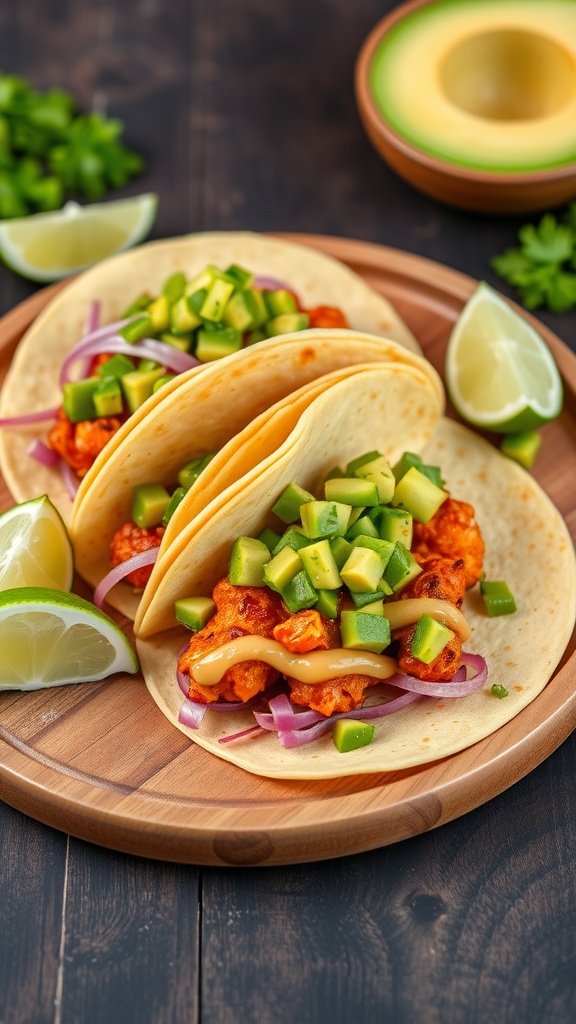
[381, 599, 471, 642]
[190, 637, 398, 687]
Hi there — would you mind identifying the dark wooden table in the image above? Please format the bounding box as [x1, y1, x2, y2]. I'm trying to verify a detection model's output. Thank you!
[1, 3, 575, 1022]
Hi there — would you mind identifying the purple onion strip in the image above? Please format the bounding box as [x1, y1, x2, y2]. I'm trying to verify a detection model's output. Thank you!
[94, 546, 160, 608]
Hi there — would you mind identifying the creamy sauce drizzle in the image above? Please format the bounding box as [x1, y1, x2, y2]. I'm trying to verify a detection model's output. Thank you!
[189, 599, 470, 687]
[190, 637, 398, 687]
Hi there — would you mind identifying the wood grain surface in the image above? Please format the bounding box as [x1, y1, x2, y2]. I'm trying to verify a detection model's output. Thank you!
[1, 237, 575, 867]
[1, 2, 576, 1023]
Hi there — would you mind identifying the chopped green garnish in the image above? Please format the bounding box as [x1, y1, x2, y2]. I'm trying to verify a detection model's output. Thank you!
[480, 579, 517, 617]
[500, 431, 542, 470]
[162, 486, 187, 526]
[491, 204, 576, 312]
[175, 596, 215, 632]
[271, 483, 315, 524]
[491, 684, 509, 699]
[332, 719, 375, 753]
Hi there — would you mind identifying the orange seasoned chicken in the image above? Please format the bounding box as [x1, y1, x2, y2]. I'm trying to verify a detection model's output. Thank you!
[289, 673, 376, 717]
[306, 306, 349, 329]
[394, 556, 466, 681]
[412, 497, 484, 588]
[180, 579, 286, 704]
[48, 408, 123, 477]
[273, 609, 339, 653]
[110, 522, 164, 588]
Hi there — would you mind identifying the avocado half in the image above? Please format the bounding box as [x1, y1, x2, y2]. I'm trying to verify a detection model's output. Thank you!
[369, 0, 576, 172]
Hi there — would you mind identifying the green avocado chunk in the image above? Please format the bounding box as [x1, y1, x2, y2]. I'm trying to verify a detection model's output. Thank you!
[315, 589, 339, 619]
[96, 353, 135, 380]
[131, 484, 171, 528]
[353, 455, 396, 503]
[410, 614, 455, 664]
[333, 719, 375, 753]
[391, 466, 447, 523]
[340, 610, 391, 653]
[62, 377, 100, 422]
[162, 486, 187, 526]
[229, 537, 270, 587]
[174, 596, 216, 632]
[324, 477, 379, 507]
[299, 540, 342, 590]
[265, 312, 310, 336]
[374, 505, 413, 547]
[340, 547, 384, 593]
[121, 368, 167, 413]
[93, 377, 123, 417]
[263, 547, 302, 593]
[271, 483, 315, 524]
[301, 500, 351, 539]
[263, 289, 298, 317]
[280, 569, 318, 614]
[195, 325, 242, 362]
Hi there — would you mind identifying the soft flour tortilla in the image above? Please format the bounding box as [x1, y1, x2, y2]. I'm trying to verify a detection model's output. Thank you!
[135, 362, 442, 636]
[70, 331, 443, 620]
[136, 418, 576, 780]
[0, 231, 419, 520]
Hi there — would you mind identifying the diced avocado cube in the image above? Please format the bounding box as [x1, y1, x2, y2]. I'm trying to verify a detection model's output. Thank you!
[153, 374, 177, 393]
[271, 483, 315, 524]
[393, 451, 445, 488]
[224, 264, 254, 290]
[359, 599, 384, 616]
[119, 313, 153, 344]
[121, 368, 167, 413]
[195, 325, 242, 362]
[263, 289, 298, 317]
[340, 610, 391, 654]
[160, 332, 193, 352]
[374, 506, 413, 547]
[324, 465, 345, 481]
[174, 596, 216, 632]
[138, 357, 161, 373]
[223, 290, 256, 332]
[301, 500, 351, 539]
[350, 535, 394, 571]
[96, 353, 135, 380]
[264, 547, 303, 593]
[410, 614, 455, 664]
[332, 719, 375, 753]
[246, 329, 267, 345]
[229, 537, 270, 587]
[299, 540, 342, 590]
[131, 483, 171, 528]
[265, 312, 310, 336]
[121, 292, 152, 318]
[185, 268, 216, 295]
[246, 287, 269, 327]
[480, 579, 517, 617]
[347, 506, 367, 528]
[350, 589, 387, 609]
[199, 278, 235, 322]
[346, 515, 379, 541]
[389, 468, 448, 524]
[391, 467, 447, 523]
[500, 430, 541, 470]
[147, 295, 170, 332]
[162, 271, 187, 304]
[272, 526, 310, 555]
[93, 377, 123, 417]
[187, 288, 208, 316]
[176, 451, 216, 490]
[354, 455, 395, 503]
[280, 570, 318, 614]
[162, 486, 187, 526]
[340, 547, 383, 594]
[384, 543, 422, 593]
[315, 589, 339, 619]
[257, 527, 282, 554]
[62, 377, 100, 422]
[324, 477, 379, 507]
[329, 536, 353, 570]
[171, 296, 201, 333]
[346, 450, 381, 475]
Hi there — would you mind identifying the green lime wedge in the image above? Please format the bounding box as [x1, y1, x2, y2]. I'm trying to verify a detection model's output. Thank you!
[0, 193, 157, 283]
[0, 495, 74, 592]
[445, 282, 563, 432]
[0, 587, 138, 690]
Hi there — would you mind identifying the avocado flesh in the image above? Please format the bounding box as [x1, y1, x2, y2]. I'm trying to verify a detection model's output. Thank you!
[369, 0, 576, 171]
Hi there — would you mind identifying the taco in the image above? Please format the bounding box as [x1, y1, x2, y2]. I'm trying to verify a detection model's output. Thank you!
[135, 373, 576, 780]
[69, 331, 442, 621]
[0, 232, 419, 521]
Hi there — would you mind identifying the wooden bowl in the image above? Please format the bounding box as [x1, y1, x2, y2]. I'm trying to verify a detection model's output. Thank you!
[355, 0, 576, 215]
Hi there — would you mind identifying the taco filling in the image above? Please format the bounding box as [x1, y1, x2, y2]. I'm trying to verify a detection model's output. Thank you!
[174, 449, 493, 751]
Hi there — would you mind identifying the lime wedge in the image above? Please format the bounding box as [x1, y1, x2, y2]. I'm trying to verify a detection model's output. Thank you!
[445, 282, 563, 432]
[0, 496, 74, 592]
[0, 587, 138, 689]
[0, 193, 157, 283]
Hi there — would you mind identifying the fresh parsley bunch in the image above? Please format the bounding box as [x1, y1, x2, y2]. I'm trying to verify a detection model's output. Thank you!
[0, 73, 144, 219]
[492, 204, 576, 313]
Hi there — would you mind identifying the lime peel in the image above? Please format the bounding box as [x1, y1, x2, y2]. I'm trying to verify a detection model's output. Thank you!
[445, 282, 563, 433]
[0, 586, 138, 690]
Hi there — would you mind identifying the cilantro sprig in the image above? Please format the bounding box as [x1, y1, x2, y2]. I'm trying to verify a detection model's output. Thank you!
[0, 73, 144, 219]
[492, 205, 576, 313]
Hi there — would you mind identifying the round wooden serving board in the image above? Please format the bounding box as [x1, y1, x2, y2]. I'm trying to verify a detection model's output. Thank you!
[0, 236, 575, 867]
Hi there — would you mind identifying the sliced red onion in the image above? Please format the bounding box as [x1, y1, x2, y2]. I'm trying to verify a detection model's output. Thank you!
[253, 275, 294, 292]
[277, 691, 423, 748]
[385, 652, 487, 698]
[59, 335, 199, 386]
[94, 546, 159, 608]
[178, 699, 208, 730]
[60, 459, 80, 498]
[85, 301, 101, 335]
[26, 439, 60, 468]
[0, 406, 60, 427]
[254, 693, 324, 732]
[219, 724, 263, 744]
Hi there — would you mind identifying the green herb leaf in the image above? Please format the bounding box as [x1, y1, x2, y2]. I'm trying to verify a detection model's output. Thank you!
[518, 214, 574, 264]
